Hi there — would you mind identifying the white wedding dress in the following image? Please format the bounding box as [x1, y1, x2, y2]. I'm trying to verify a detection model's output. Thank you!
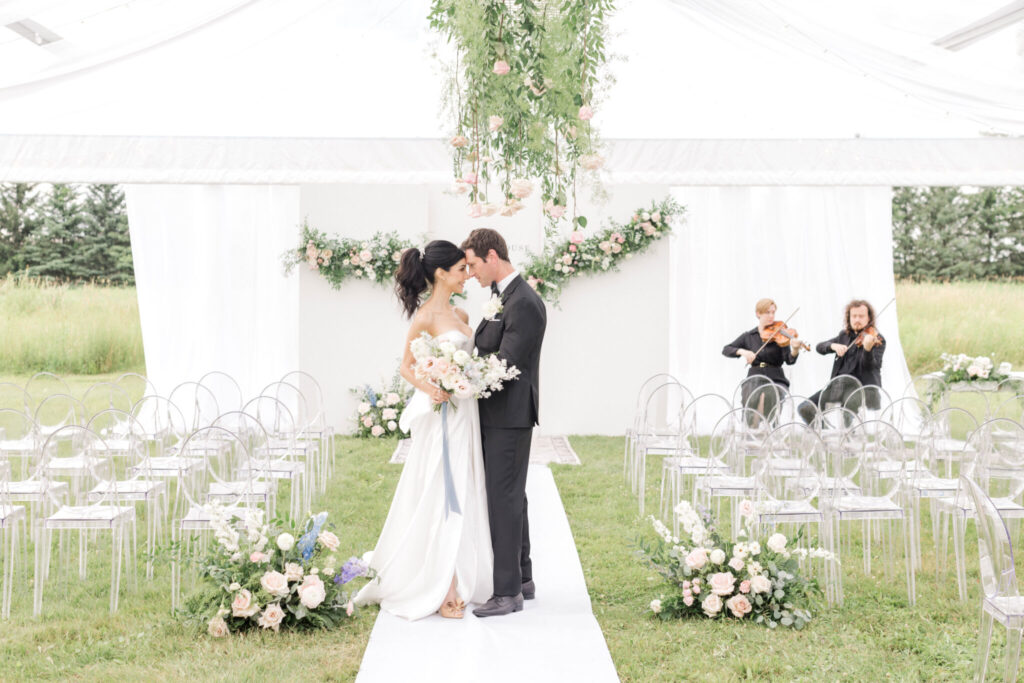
[354, 329, 493, 620]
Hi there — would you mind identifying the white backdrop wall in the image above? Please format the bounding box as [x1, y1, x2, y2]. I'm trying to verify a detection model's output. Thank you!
[669, 186, 912, 430]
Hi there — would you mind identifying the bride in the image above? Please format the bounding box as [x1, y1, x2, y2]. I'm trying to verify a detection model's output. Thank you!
[354, 240, 493, 620]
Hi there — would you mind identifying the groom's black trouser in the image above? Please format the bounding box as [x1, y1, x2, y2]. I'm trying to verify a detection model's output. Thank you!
[481, 425, 533, 597]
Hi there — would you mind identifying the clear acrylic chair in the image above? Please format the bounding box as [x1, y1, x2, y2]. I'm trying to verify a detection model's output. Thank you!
[33, 425, 135, 615]
[260, 380, 326, 494]
[0, 408, 39, 480]
[1, 410, 67, 541]
[0, 458, 26, 618]
[630, 381, 691, 514]
[828, 420, 916, 606]
[768, 393, 812, 427]
[280, 370, 335, 480]
[817, 374, 863, 414]
[734, 376, 781, 424]
[24, 372, 70, 411]
[33, 393, 85, 438]
[660, 393, 733, 523]
[0, 383, 31, 414]
[961, 474, 1024, 683]
[198, 370, 245, 414]
[114, 372, 158, 405]
[80, 382, 133, 416]
[880, 396, 931, 442]
[993, 394, 1024, 424]
[624, 373, 679, 482]
[168, 381, 220, 432]
[843, 384, 892, 423]
[171, 426, 257, 610]
[909, 373, 948, 412]
[131, 394, 189, 458]
[926, 406, 980, 478]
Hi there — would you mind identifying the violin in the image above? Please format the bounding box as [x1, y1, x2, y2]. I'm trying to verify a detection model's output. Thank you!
[759, 320, 811, 352]
[850, 325, 884, 348]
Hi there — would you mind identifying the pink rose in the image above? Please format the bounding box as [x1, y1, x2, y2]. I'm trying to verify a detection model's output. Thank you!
[231, 589, 260, 618]
[611, 243, 622, 254]
[208, 616, 229, 637]
[298, 575, 327, 609]
[569, 244, 577, 252]
[510, 179, 533, 199]
[738, 499, 755, 518]
[544, 200, 566, 219]
[371, 425, 385, 437]
[652, 211, 662, 222]
[258, 602, 286, 631]
[526, 276, 540, 290]
[569, 231, 585, 244]
[728, 557, 745, 573]
[359, 249, 373, 263]
[346, 600, 355, 617]
[684, 548, 708, 570]
[726, 594, 753, 619]
[488, 115, 504, 132]
[683, 595, 694, 606]
[739, 580, 751, 594]
[462, 171, 478, 185]
[432, 359, 451, 376]
[579, 154, 604, 171]
[362, 416, 373, 428]
[692, 584, 700, 595]
[318, 530, 340, 552]
[578, 105, 594, 120]
[709, 572, 736, 596]
[701, 593, 723, 617]
[450, 135, 469, 148]
[249, 551, 268, 564]
[260, 570, 289, 598]
[492, 60, 511, 75]
[482, 203, 500, 217]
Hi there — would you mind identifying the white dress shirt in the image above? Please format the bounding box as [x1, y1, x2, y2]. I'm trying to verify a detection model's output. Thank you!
[495, 270, 519, 295]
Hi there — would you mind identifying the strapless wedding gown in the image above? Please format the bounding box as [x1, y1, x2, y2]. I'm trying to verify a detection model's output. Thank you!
[354, 329, 493, 619]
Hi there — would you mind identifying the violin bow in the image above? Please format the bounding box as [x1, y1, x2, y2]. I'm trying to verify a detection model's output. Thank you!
[749, 307, 801, 363]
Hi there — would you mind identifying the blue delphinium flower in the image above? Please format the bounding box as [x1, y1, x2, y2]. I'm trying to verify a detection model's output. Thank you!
[297, 512, 329, 562]
[366, 385, 379, 408]
[338, 556, 369, 584]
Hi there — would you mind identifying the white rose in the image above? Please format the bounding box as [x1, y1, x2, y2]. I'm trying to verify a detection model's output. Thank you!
[685, 548, 708, 570]
[710, 549, 726, 565]
[284, 562, 304, 582]
[371, 425, 385, 437]
[728, 557, 745, 572]
[318, 530, 341, 552]
[298, 575, 327, 609]
[649, 599, 662, 614]
[701, 593, 723, 617]
[999, 362, 1013, 375]
[767, 533, 787, 553]
[208, 616, 229, 637]
[276, 533, 295, 551]
[387, 420, 398, 431]
[386, 392, 401, 405]
[260, 571, 290, 598]
[257, 602, 286, 632]
[750, 574, 772, 594]
[357, 402, 371, 415]
[228, 582, 241, 592]
[382, 408, 397, 420]
[453, 349, 470, 365]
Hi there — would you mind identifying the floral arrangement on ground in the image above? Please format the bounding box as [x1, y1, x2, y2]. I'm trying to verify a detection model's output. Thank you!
[282, 222, 415, 289]
[180, 506, 371, 636]
[637, 500, 834, 629]
[352, 372, 413, 438]
[940, 353, 1012, 385]
[523, 197, 682, 304]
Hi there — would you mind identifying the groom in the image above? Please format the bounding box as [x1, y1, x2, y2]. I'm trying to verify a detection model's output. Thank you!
[462, 228, 547, 618]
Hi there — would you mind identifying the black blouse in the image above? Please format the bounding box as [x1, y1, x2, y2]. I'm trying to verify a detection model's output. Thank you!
[722, 327, 798, 387]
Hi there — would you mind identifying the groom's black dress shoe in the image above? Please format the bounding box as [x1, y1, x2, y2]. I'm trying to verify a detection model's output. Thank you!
[472, 594, 524, 617]
[521, 579, 535, 600]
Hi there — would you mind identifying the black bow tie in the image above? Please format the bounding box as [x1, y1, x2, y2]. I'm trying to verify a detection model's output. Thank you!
[490, 282, 500, 296]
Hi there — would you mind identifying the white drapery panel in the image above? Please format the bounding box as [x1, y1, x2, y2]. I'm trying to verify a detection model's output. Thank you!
[125, 184, 300, 401]
[7, 137, 1024, 185]
[668, 186, 912, 431]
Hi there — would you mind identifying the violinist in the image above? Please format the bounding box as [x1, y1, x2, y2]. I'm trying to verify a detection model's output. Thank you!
[722, 298, 804, 389]
[798, 299, 885, 423]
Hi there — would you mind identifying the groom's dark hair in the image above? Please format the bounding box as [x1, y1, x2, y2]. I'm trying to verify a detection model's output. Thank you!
[461, 228, 509, 262]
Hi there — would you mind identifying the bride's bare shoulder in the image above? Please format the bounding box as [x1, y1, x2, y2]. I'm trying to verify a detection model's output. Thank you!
[453, 307, 469, 324]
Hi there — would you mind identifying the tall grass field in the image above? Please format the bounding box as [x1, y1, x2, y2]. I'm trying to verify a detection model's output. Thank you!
[0, 275, 144, 375]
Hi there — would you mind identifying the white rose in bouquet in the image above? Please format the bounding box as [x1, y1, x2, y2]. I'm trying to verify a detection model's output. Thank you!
[750, 575, 772, 594]
[258, 603, 286, 632]
[386, 392, 401, 406]
[357, 402, 371, 415]
[767, 533, 787, 553]
[318, 530, 341, 552]
[709, 549, 726, 565]
[298, 575, 327, 609]
[231, 589, 260, 618]
[382, 408, 397, 420]
[208, 616, 229, 637]
[728, 557, 745, 572]
[284, 562, 304, 582]
[709, 572, 736, 596]
[685, 548, 708, 570]
[453, 349, 471, 366]
[649, 599, 662, 614]
[999, 362, 1013, 375]
[276, 533, 295, 551]
[439, 341, 457, 357]
[701, 593, 723, 617]
[261, 571, 290, 598]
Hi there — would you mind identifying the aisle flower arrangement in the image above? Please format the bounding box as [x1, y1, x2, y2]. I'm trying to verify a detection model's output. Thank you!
[638, 501, 833, 629]
[522, 197, 682, 304]
[181, 506, 371, 636]
[409, 331, 520, 411]
[282, 222, 415, 289]
[351, 373, 413, 438]
[939, 353, 1012, 385]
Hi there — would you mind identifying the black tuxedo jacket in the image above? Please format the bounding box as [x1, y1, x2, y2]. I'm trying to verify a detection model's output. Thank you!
[474, 274, 547, 428]
[816, 329, 885, 388]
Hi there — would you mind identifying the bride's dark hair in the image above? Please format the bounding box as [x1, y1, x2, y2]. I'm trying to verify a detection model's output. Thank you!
[395, 240, 465, 318]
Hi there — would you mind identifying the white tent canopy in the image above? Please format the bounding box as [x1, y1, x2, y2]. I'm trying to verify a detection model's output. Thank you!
[2, 0, 1023, 432]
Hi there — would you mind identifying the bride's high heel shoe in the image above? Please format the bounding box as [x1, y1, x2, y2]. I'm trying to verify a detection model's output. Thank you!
[439, 599, 464, 619]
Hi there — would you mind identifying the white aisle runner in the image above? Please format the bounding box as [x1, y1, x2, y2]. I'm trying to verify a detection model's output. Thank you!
[355, 465, 619, 683]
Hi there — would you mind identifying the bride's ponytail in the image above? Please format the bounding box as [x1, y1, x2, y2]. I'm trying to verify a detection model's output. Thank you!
[395, 240, 466, 318]
[396, 247, 428, 318]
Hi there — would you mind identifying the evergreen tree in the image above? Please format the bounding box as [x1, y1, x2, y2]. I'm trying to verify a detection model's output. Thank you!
[22, 183, 86, 280]
[80, 184, 134, 284]
[0, 183, 42, 274]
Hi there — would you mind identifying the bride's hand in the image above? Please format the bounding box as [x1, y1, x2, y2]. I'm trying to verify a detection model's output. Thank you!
[430, 386, 451, 405]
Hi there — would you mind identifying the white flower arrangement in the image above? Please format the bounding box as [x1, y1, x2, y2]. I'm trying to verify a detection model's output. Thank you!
[351, 372, 412, 439]
[409, 331, 521, 410]
[940, 352, 1011, 384]
[481, 294, 503, 321]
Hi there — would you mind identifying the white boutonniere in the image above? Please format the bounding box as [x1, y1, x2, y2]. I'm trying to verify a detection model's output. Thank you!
[482, 294, 503, 321]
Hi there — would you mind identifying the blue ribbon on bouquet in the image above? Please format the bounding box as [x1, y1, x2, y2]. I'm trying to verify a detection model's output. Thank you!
[440, 402, 462, 518]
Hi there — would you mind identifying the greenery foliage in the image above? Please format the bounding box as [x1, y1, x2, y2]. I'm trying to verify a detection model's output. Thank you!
[282, 222, 415, 289]
[428, 0, 614, 235]
[892, 186, 1024, 281]
[0, 183, 134, 283]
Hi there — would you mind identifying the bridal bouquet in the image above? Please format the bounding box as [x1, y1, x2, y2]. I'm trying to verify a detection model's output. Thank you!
[180, 506, 372, 636]
[409, 332, 520, 410]
[638, 501, 834, 629]
[351, 371, 413, 438]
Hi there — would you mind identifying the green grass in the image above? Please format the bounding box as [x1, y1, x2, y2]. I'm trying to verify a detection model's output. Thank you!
[0, 275, 144, 375]
[896, 281, 1024, 377]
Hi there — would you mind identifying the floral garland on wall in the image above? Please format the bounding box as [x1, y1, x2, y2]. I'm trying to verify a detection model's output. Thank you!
[429, 0, 614, 237]
[522, 197, 682, 304]
[282, 222, 415, 289]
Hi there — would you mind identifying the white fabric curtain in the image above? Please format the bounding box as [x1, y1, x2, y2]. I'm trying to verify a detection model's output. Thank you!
[125, 184, 300, 402]
[668, 186, 913, 431]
